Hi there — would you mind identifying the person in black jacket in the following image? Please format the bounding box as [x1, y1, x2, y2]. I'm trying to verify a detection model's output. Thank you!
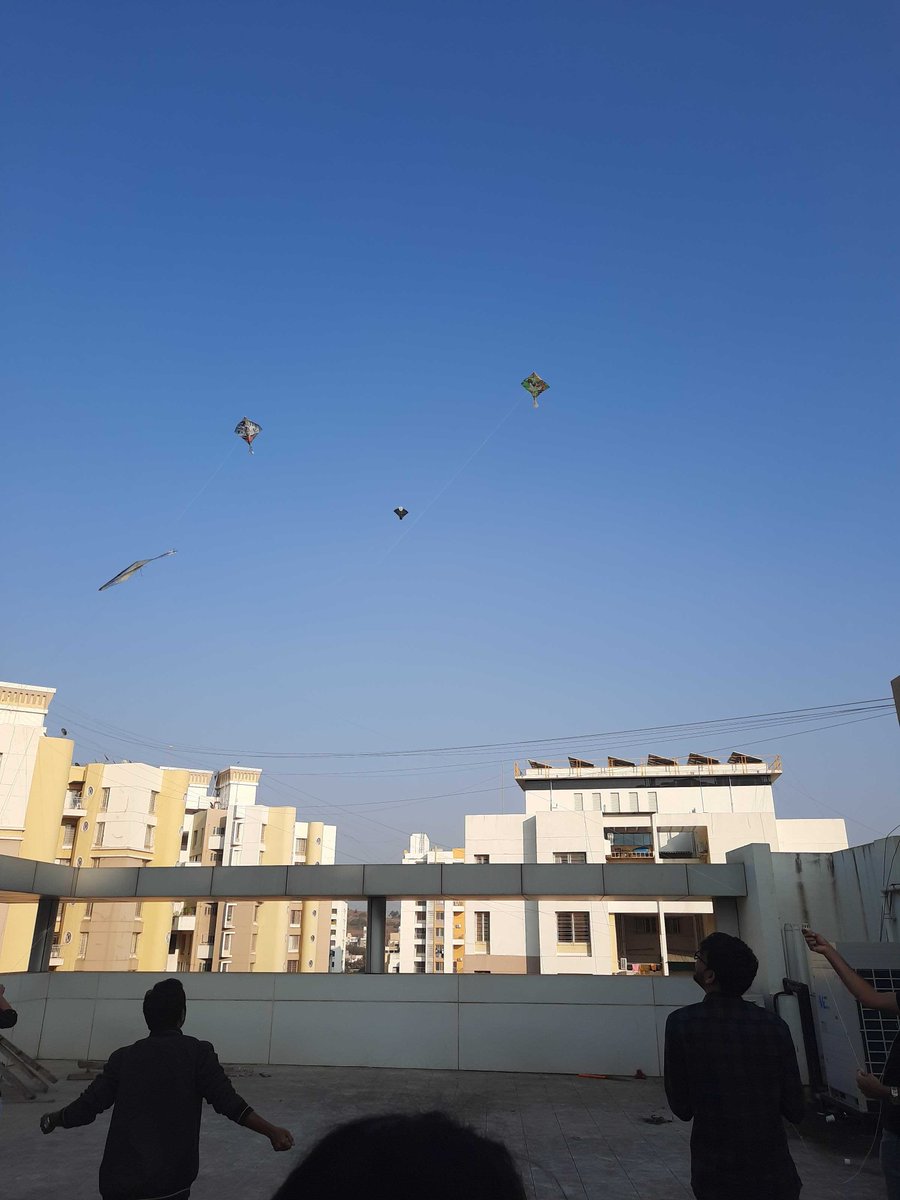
[0, 982, 17, 1030]
[664, 932, 805, 1200]
[40, 977, 293, 1200]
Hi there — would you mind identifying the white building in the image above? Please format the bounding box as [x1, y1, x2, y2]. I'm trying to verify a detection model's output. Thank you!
[398, 834, 465, 974]
[464, 753, 847, 976]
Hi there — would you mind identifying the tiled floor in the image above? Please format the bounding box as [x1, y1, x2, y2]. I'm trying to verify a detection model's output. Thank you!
[2, 1063, 886, 1199]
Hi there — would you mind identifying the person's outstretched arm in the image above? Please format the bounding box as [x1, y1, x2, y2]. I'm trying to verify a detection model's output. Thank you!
[41, 1050, 122, 1133]
[663, 1014, 693, 1120]
[0, 983, 18, 1029]
[804, 931, 899, 1014]
[196, 1041, 293, 1152]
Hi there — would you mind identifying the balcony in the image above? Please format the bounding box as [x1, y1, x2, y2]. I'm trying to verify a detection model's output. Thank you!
[173, 913, 196, 931]
[605, 848, 654, 863]
[196, 943, 213, 960]
[62, 793, 84, 815]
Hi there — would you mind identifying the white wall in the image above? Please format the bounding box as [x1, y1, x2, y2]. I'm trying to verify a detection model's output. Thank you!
[2, 970, 738, 1076]
[0, 725, 43, 831]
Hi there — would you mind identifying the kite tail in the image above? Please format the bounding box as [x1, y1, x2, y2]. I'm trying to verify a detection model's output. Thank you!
[533, 397, 539, 409]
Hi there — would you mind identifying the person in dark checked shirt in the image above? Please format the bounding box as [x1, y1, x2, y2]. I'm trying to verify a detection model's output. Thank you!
[39, 977, 293, 1200]
[664, 931, 805, 1200]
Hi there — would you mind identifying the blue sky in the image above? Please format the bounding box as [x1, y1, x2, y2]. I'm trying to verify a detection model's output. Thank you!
[3, 2, 898, 860]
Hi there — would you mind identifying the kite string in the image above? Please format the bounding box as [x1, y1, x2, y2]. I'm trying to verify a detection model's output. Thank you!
[383, 391, 527, 557]
[171, 441, 240, 526]
[292, 392, 530, 616]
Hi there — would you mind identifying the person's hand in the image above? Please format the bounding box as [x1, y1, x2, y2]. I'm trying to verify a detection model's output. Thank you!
[802, 930, 832, 955]
[856, 1071, 889, 1100]
[40, 1112, 59, 1135]
[269, 1127, 294, 1152]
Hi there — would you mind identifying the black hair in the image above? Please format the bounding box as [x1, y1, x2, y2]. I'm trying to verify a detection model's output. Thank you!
[699, 932, 759, 996]
[142, 978, 187, 1032]
[271, 1111, 527, 1200]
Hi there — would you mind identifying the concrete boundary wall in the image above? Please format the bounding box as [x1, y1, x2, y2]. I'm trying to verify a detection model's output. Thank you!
[1, 971, 740, 1075]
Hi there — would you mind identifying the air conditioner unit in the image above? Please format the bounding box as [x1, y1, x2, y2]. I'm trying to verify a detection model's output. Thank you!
[810, 942, 900, 1113]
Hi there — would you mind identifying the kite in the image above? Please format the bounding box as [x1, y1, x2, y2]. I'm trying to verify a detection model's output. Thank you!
[393, 507, 409, 520]
[521, 372, 549, 409]
[234, 417, 262, 454]
[98, 550, 176, 592]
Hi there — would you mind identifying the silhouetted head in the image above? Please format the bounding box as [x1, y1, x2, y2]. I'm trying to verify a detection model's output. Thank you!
[694, 932, 758, 997]
[271, 1111, 527, 1200]
[142, 978, 187, 1032]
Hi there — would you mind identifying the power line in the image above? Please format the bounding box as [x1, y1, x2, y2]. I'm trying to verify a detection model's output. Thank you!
[51, 696, 893, 763]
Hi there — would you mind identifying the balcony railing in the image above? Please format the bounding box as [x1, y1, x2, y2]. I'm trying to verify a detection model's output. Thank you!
[196, 944, 213, 960]
[606, 848, 654, 862]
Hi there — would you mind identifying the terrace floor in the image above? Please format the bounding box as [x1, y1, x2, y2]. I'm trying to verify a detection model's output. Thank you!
[2, 1063, 885, 1199]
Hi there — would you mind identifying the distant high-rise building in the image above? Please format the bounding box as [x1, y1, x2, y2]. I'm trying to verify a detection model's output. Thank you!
[397, 834, 465, 974]
[0, 680, 347, 974]
[463, 755, 849, 975]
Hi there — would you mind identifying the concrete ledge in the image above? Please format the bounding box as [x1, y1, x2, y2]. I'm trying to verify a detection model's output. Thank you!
[522, 864, 604, 897]
[74, 867, 139, 898]
[0, 855, 747, 901]
[286, 864, 365, 897]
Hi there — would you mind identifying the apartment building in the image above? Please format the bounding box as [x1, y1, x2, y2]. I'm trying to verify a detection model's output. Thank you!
[0, 680, 347, 974]
[464, 753, 848, 975]
[397, 834, 465, 974]
[0, 682, 74, 973]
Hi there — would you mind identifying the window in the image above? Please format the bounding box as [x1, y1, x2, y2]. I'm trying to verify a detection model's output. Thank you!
[100, 788, 110, 812]
[230, 849, 241, 865]
[91, 857, 102, 868]
[250, 933, 258, 953]
[606, 792, 620, 813]
[79, 933, 89, 958]
[198, 960, 212, 972]
[212, 851, 223, 865]
[557, 911, 591, 949]
[637, 916, 659, 935]
[573, 792, 583, 811]
[286, 960, 299, 973]
[414, 963, 426, 973]
[144, 826, 155, 851]
[135, 902, 143, 918]
[84, 902, 93, 919]
[181, 832, 189, 851]
[591, 793, 601, 810]
[221, 932, 233, 956]
[553, 851, 587, 864]
[667, 917, 683, 935]
[474, 911, 490, 951]
[290, 908, 302, 926]
[295, 837, 307, 856]
[647, 792, 658, 809]
[606, 829, 653, 851]
[130, 933, 140, 957]
[288, 935, 300, 952]
[219, 962, 230, 972]
[233, 822, 243, 844]
[94, 822, 105, 847]
[474, 854, 490, 864]
[62, 826, 75, 849]
[625, 792, 639, 813]
[148, 791, 158, 815]
[224, 903, 235, 927]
